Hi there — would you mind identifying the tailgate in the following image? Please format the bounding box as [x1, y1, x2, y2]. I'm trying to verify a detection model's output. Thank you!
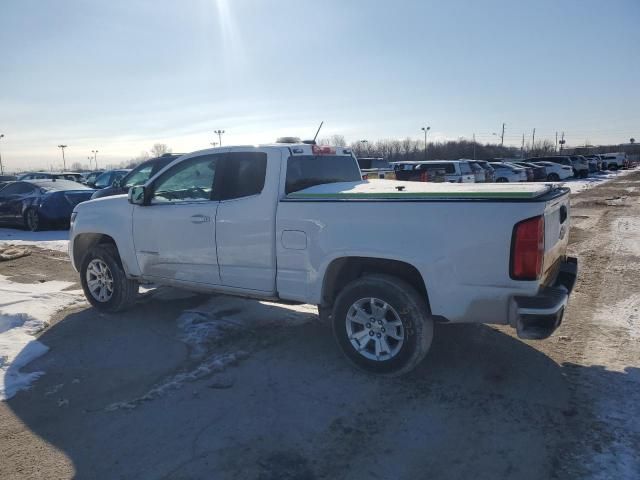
[542, 190, 571, 285]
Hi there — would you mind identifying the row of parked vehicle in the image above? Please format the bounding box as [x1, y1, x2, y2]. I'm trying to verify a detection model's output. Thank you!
[387, 152, 631, 184]
[0, 154, 180, 231]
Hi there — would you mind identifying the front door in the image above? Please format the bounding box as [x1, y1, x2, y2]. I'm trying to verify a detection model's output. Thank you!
[132, 153, 222, 285]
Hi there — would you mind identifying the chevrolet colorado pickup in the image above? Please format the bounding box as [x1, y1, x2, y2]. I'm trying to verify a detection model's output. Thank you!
[69, 142, 577, 375]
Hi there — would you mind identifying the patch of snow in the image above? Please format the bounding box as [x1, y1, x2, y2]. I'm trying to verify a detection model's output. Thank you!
[562, 168, 638, 194]
[0, 228, 69, 253]
[0, 274, 83, 400]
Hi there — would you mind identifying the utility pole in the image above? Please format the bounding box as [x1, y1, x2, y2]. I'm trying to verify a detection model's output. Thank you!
[421, 126, 430, 160]
[500, 123, 505, 148]
[92, 150, 99, 169]
[473, 133, 476, 160]
[531, 128, 536, 153]
[559, 132, 565, 152]
[58, 144, 68, 170]
[555, 131, 558, 152]
[214, 129, 225, 147]
[521, 133, 525, 157]
[0, 134, 5, 175]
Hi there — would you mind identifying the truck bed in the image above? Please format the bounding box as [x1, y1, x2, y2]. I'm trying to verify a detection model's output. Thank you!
[286, 180, 561, 201]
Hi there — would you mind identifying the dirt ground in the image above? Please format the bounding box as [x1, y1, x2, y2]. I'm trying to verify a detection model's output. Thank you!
[1, 172, 639, 480]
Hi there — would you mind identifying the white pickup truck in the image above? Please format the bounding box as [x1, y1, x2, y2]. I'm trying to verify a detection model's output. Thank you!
[69, 142, 577, 375]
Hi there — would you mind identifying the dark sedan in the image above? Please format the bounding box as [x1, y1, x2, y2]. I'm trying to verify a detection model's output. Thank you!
[91, 154, 179, 199]
[512, 161, 547, 181]
[0, 180, 95, 231]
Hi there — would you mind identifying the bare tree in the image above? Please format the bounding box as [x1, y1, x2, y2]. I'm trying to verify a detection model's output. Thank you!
[150, 143, 171, 158]
[319, 135, 347, 147]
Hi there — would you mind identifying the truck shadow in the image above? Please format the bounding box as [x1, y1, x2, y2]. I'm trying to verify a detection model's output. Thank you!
[5, 295, 639, 480]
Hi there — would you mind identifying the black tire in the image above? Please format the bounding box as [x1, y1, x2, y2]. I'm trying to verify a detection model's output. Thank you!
[24, 208, 41, 232]
[580, 170, 589, 179]
[547, 173, 560, 181]
[332, 274, 433, 376]
[496, 177, 508, 183]
[80, 244, 139, 313]
[609, 164, 618, 171]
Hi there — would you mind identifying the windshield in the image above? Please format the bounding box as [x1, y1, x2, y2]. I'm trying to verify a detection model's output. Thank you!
[285, 155, 361, 194]
[93, 171, 112, 188]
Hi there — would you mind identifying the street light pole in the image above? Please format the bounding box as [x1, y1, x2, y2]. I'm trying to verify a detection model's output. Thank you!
[0, 134, 5, 175]
[421, 126, 430, 160]
[92, 150, 99, 169]
[58, 144, 68, 170]
[214, 130, 225, 147]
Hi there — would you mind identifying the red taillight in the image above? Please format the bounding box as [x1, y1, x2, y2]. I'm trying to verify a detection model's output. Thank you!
[312, 145, 336, 155]
[420, 171, 428, 182]
[511, 216, 545, 280]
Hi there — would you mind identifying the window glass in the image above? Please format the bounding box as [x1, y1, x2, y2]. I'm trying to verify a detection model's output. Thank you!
[124, 164, 154, 188]
[220, 152, 267, 200]
[285, 155, 361, 194]
[152, 155, 217, 203]
[459, 162, 472, 174]
[0, 183, 34, 196]
[94, 171, 113, 189]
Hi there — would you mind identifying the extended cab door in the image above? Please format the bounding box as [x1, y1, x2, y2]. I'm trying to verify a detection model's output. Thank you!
[132, 153, 223, 285]
[215, 148, 280, 293]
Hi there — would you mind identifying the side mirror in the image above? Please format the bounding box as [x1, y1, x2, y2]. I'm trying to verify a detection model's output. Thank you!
[128, 186, 147, 205]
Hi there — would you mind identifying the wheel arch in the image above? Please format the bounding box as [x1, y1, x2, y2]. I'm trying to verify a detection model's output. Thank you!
[73, 233, 120, 272]
[321, 256, 430, 312]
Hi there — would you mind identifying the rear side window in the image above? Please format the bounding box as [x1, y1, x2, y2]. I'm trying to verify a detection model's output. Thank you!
[220, 152, 267, 200]
[459, 162, 472, 174]
[285, 155, 361, 194]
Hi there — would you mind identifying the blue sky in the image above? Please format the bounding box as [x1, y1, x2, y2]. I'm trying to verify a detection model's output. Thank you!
[1, 0, 638, 170]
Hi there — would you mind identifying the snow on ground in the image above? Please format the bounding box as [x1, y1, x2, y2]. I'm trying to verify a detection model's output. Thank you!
[0, 274, 83, 400]
[561, 168, 638, 194]
[0, 228, 69, 253]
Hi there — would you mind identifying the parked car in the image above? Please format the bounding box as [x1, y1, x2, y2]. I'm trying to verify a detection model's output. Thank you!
[467, 160, 487, 182]
[472, 160, 495, 182]
[91, 155, 179, 199]
[0, 179, 94, 231]
[69, 141, 577, 376]
[529, 161, 573, 181]
[599, 153, 627, 170]
[511, 161, 547, 181]
[0, 175, 17, 191]
[90, 169, 131, 189]
[527, 156, 577, 178]
[489, 162, 527, 182]
[392, 162, 446, 183]
[584, 156, 600, 173]
[411, 160, 475, 183]
[567, 156, 590, 178]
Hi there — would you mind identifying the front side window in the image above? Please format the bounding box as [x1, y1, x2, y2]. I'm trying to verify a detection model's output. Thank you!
[220, 152, 267, 200]
[459, 162, 472, 174]
[152, 155, 217, 203]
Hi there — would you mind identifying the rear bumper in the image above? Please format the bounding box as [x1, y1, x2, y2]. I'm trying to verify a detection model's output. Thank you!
[511, 257, 578, 340]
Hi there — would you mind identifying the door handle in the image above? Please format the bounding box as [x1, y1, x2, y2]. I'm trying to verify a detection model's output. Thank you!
[190, 214, 210, 224]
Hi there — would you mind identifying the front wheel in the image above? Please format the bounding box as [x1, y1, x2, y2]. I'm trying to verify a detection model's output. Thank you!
[496, 177, 508, 183]
[80, 245, 139, 312]
[332, 274, 433, 376]
[609, 164, 618, 171]
[547, 173, 560, 181]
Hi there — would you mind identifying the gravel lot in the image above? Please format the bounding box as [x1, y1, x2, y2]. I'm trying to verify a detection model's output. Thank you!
[1, 171, 639, 480]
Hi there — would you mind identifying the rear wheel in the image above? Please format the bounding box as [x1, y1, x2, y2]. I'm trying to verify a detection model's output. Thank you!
[609, 164, 618, 171]
[547, 173, 560, 181]
[332, 274, 433, 376]
[24, 208, 41, 232]
[80, 244, 139, 312]
[496, 177, 508, 182]
[580, 170, 589, 178]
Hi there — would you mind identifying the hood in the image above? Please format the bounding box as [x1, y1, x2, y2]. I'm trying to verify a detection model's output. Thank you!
[287, 180, 555, 200]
